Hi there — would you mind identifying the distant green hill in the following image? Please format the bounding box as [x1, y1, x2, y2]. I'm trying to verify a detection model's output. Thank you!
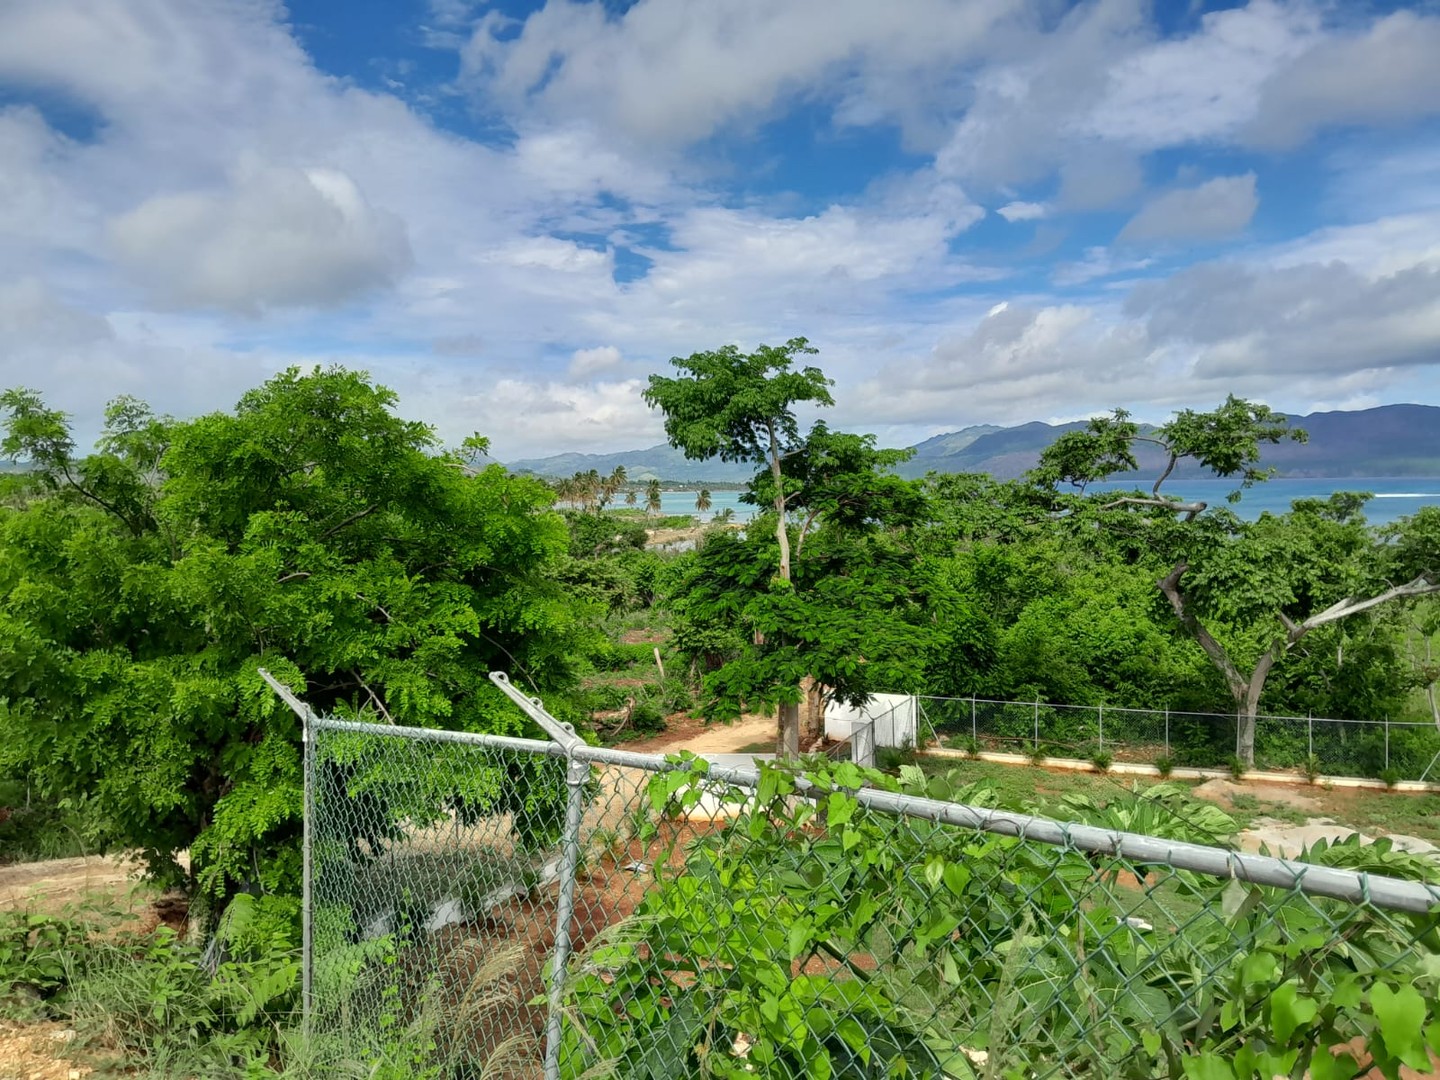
[506, 404, 1440, 483]
[894, 404, 1440, 480]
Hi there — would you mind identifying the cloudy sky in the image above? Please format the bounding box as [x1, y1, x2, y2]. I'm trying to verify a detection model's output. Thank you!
[2, 0, 1439, 458]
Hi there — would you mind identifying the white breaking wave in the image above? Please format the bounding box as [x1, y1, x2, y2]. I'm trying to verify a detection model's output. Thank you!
[1372, 493, 1440, 498]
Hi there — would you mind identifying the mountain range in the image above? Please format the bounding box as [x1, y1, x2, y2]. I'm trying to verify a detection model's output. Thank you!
[507, 404, 1440, 484]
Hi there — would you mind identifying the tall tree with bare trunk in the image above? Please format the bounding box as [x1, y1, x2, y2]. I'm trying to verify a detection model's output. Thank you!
[644, 338, 833, 754]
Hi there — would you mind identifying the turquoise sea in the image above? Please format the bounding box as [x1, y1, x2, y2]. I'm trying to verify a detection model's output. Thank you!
[662, 478, 1440, 528]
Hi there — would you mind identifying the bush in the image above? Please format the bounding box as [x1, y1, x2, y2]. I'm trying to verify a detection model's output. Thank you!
[629, 698, 666, 734]
[1302, 754, 1323, 784]
[1228, 756, 1247, 781]
[1090, 750, 1113, 773]
[1380, 767, 1402, 790]
[1154, 755, 1174, 778]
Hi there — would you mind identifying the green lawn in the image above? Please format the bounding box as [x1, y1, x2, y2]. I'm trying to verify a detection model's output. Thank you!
[912, 754, 1440, 846]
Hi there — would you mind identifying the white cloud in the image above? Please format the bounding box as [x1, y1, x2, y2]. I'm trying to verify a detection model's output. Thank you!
[1052, 246, 1154, 287]
[1245, 10, 1440, 149]
[1119, 174, 1258, 244]
[109, 166, 412, 313]
[1128, 257, 1440, 377]
[0, 278, 113, 350]
[569, 345, 624, 378]
[457, 0, 1013, 147]
[1083, 1, 1321, 148]
[997, 201, 1047, 222]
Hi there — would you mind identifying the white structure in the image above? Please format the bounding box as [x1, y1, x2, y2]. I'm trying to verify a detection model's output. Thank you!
[825, 694, 918, 750]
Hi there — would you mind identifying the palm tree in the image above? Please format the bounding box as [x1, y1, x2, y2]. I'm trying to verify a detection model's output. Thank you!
[695, 488, 712, 515]
[598, 465, 626, 513]
[624, 488, 637, 507]
[645, 478, 663, 517]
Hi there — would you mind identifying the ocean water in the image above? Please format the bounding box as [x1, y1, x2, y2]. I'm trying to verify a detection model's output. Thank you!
[662, 478, 1440, 528]
[1089, 478, 1440, 526]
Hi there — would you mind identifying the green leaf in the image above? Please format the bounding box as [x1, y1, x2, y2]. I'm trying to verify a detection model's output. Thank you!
[1182, 1052, 1235, 1080]
[1269, 982, 1318, 1046]
[1371, 982, 1430, 1069]
[1308, 1047, 1359, 1080]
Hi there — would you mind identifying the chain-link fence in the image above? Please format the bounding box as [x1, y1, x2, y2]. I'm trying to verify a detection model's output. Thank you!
[293, 674, 1440, 1080]
[917, 694, 1440, 781]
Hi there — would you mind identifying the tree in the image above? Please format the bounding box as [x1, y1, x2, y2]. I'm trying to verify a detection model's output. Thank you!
[644, 338, 834, 752]
[1034, 399, 1440, 764]
[668, 419, 929, 753]
[695, 488, 712, 515]
[0, 367, 600, 904]
[597, 466, 626, 512]
[645, 478, 663, 517]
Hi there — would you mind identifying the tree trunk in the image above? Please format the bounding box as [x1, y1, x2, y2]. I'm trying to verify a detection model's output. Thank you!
[1235, 650, 1278, 767]
[801, 677, 826, 747]
[768, 425, 800, 754]
[777, 701, 800, 757]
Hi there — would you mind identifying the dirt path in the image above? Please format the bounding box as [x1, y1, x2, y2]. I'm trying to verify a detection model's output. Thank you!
[0, 855, 148, 916]
[623, 711, 775, 757]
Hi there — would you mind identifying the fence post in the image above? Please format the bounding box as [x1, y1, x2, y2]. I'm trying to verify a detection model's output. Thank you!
[1385, 715, 1390, 771]
[1034, 700, 1040, 753]
[1164, 708, 1169, 758]
[1098, 704, 1104, 753]
[255, 670, 314, 1033]
[543, 755, 589, 1080]
[1308, 714, 1313, 761]
[971, 696, 977, 747]
[301, 696, 314, 1035]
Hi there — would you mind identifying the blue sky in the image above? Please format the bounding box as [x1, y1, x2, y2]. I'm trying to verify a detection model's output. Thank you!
[1, 0, 1438, 458]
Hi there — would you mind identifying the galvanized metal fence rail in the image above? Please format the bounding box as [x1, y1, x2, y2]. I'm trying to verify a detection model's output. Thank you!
[284, 674, 1440, 1079]
[915, 694, 1440, 781]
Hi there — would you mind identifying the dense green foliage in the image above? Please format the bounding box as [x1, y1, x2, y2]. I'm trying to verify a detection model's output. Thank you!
[0, 369, 599, 899]
[557, 757, 1440, 1080]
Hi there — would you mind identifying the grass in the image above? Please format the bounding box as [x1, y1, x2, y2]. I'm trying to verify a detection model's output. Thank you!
[914, 756, 1190, 806]
[915, 754, 1440, 846]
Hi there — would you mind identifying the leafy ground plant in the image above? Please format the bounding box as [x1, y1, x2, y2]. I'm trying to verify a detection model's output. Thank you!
[553, 756, 1440, 1080]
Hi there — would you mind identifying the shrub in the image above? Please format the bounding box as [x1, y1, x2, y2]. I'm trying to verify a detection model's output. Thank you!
[1227, 756, 1247, 781]
[1090, 751, 1113, 773]
[1028, 744, 1047, 766]
[1154, 755, 1174, 778]
[1302, 754, 1323, 784]
[1380, 767, 1402, 790]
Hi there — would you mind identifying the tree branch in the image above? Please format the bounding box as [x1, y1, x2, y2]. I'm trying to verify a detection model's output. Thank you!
[277, 572, 310, 584]
[1101, 496, 1208, 521]
[1296, 574, 1440, 633]
[321, 504, 379, 539]
[794, 506, 823, 558]
[1152, 451, 1180, 497]
[354, 674, 395, 724]
[1158, 562, 1247, 700]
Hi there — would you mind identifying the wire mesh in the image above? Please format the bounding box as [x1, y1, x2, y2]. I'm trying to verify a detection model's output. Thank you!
[919, 695, 1440, 781]
[307, 715, 1440, 1080]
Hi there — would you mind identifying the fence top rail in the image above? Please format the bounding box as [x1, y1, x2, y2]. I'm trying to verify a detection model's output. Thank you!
[311, 714, 564, 757]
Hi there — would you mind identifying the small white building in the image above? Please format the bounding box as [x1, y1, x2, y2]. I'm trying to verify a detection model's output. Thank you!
[825, 694, 919, 750]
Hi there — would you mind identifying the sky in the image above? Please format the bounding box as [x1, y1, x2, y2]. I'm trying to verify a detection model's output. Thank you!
[1, 0, 1439, 460]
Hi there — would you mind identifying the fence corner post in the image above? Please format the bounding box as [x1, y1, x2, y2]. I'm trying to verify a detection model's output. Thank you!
[543, 751, 589, 1080]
